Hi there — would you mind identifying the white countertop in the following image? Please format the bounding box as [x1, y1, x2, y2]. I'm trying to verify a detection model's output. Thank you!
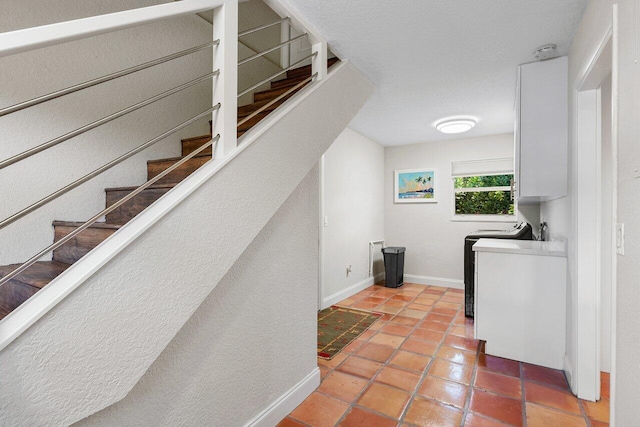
[472, 239, 567, 257]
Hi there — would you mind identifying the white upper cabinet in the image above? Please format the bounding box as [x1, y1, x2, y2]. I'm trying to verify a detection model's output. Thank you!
[514, 56, 568, 204]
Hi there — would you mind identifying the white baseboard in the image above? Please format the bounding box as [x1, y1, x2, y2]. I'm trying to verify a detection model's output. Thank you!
[245, 367, 320, 427]
[403, 274, 464, 290]
[321, 273, 384, 309]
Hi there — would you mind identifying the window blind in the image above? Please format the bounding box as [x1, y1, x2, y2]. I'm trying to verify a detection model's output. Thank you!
[451, 157, 514, 178]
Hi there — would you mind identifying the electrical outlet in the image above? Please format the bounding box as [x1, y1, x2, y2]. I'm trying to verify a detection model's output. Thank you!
[323, 216, 328, 227]
[616, 223, 625, 255]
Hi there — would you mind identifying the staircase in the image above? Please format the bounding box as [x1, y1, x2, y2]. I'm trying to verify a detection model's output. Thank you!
[0, 58, 339, 320]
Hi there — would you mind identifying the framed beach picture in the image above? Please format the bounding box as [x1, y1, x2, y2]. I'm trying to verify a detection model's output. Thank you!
[394, 168, 438, 203]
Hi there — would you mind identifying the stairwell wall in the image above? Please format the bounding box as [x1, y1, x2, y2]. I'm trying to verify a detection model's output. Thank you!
[321, 128, 385, 307]
[0, 62, 373, 426]
[0, 0, 213, 265]
[79, 164, 319, 427]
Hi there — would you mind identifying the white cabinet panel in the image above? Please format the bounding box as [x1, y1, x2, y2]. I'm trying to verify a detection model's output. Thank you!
[515, 56, 568, 204]
[474, 250, 566, 369]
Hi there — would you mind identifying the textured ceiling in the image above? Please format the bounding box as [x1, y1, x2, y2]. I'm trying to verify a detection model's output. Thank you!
[279, 0, 588, 146]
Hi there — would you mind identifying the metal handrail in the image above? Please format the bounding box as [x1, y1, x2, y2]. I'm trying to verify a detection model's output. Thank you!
[238, 73, 316, 128]
[238, 52, 317, 98]
[238, 33, 307, 66]
[0, 105, 220, 231]
[238, 17, 289, 37]
[0, 131, 220, 288]
[0, 40, 220, 118]
[0, 70, 219, 171]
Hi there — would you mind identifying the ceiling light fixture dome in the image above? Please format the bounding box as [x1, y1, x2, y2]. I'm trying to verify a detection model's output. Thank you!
[435, 118, 477, 134]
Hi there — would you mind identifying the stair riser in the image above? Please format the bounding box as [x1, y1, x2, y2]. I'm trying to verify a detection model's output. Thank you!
[0, 281, 38, 320]
[238, 94, 298, 118]
[270, 75, 310, 90]
[105, 187, 172, 224]
[285, 57, 339, 79]
[238, 112, 270, 133]
[53, 225, 117, 264]
[286, 64, 313, 79]
[147, 155, 211, 185]
[181, 137, 213, 157]
[253, 84, 305, 103]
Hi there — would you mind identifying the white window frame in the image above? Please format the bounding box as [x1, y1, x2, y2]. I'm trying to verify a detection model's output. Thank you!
[451, 173, 518, 223]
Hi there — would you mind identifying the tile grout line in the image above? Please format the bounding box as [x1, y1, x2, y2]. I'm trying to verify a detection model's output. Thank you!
[521, 360, 527, 427]
[460, 308, 481, 426]
[396, 287, 449, 425]
[368, 284, 440, 423]
[351, 285, 462, 424]
[300, 284, 469, 426]
[329, 284, 428, 425]
[578, 398, 593, 427]
[311, 283, 609, 427]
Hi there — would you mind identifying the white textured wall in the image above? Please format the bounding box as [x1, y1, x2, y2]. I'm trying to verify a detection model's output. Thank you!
[384, 134, 517, 284]
[540, 0, 640, 421]
[538, 0, 608, 395]
[79, 165, 319, 427]
[322, 128, 384, 304]
[0, 0, 213, 265]
[613, 0, 640, 423]
[0, 62, 373, 426]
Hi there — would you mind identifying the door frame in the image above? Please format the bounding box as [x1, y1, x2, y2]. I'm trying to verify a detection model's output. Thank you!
[318, 155, 325, 311]
[571, 5, 617, 405]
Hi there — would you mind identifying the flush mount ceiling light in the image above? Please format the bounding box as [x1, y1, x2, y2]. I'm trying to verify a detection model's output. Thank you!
[435, 118, 477, 134]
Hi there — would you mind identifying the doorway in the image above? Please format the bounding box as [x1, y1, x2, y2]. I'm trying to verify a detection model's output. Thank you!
[572, 9, 617, 406]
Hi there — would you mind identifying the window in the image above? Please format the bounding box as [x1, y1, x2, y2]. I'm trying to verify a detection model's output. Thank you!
[451, 158, 516, 221]
[454, 175, 514, 215]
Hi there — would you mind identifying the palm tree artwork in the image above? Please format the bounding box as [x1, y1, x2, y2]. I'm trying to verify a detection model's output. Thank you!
[396, 169, 436, 202]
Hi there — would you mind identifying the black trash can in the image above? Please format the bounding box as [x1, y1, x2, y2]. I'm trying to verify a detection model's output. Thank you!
[381, 247, 405, 288]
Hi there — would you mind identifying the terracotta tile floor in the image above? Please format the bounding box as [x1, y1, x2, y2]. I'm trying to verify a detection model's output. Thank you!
[281, 283, 610, 427]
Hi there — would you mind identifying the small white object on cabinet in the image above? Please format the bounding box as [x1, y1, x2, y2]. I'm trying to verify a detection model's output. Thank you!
[473, 239, 566, 369]
[515, 56, 568, 204]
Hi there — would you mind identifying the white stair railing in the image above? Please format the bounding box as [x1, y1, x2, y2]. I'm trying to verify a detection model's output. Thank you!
[0, 0, 329, 346]
[263, 0, 328, 80]
[0, 0, 236, 318]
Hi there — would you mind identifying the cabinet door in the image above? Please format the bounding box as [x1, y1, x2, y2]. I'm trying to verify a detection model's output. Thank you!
[514, 67, 521, 199]
[518, 56, 568, 200]
[474, 252, 480, 339]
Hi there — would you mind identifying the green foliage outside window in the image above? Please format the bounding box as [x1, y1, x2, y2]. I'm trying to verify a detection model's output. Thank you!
[454, 174, 513, 189]
[454, 174, 514, 215]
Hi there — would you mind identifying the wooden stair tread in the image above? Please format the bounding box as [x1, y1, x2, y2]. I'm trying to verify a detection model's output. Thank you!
[105, 183, 175, 192]
[0, 261, 72, 319]
[52, 222, 121, 264]
[238, 99, 273, 117]
[105, 185, 174, 225]
[0, 56, 341, 318]
[52, 221, 121, 230]
[147, 153, 211, 165]
[286, 57, 339, 79]
[238, 95, 294, 119]
[270, 74, 312, 89]
[181, 134, 213, 143]
[0, 261, 71, 290]
[253, 83, 307, 102]
[147, 154, 211, 185]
